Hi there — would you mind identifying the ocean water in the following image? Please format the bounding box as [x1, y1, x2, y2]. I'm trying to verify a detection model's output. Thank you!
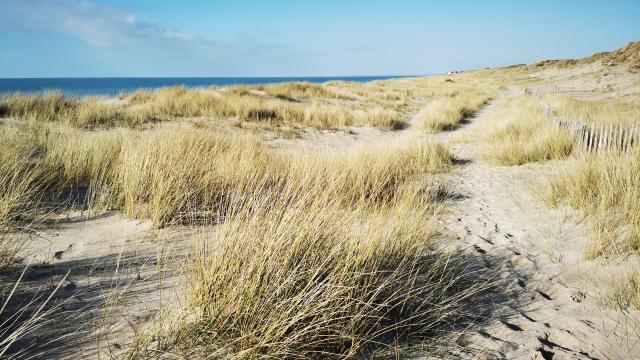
[0, 76, 414, 97]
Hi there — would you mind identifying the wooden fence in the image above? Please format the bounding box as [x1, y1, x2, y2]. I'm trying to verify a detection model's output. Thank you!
[525, 88, 640, 153]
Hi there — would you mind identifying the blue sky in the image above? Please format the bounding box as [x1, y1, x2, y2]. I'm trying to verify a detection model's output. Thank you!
[1, 0, 638, 77]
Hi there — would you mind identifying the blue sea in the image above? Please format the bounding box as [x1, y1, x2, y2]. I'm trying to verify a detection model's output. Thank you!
[0, 76, 415, 97]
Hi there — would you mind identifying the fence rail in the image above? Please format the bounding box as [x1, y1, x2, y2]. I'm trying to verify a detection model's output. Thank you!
[525, 88, 640, 153]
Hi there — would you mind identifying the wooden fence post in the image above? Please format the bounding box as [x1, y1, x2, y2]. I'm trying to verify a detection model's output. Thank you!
[622, 127, 630, 153]
[617, 125, 623, 153]
[609, 124, 615, 150]
[593, 124, 604, 151]
[582, 124, 589, 148]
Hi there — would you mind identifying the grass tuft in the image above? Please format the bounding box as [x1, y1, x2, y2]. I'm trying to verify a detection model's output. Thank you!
[547, 151, 640, 258]
[419, 91, 491, 132]
[163, 197, 484, 358]
[481, 95, 574, 165]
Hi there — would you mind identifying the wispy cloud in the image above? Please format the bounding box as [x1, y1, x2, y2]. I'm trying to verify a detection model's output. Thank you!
[0, 0, 326, 75]
[0, 0, 299, 59]
[1, 0, 198, 47]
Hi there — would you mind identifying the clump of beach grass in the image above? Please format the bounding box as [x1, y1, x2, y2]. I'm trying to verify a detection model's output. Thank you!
[0, 92, 158, 128]
[1, 122, 451, 228]
[126, 90, 154, 105]
[0, 91, 78, 123]
[261, 81, 352, 100]
[544, 94, 640, 126]
[150, 195, 485, 358]
[303, 103, 403, 129]
[0, 126, 58, 266]
[120, 140, 480, 358]
[1, 81, 416, 132]
[419, 90, 491, 132]
[114, 132, 450, 226]
[481, 95, 574, 165]
[547, 150, 640, 258]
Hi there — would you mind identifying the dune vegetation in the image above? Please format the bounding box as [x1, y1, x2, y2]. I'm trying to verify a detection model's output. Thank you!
[543, 94, 640, 126]
[547, 150, 640, 258]
[2, 45, 640, 357]
[146, 196, 483, 358]
[418, 89, 492, 132]
[124, 145, 485, 357]
[480, 95, 574, 165]
[0, 82, 408, 131]
[0, 105, 491, 357]
[0, 122, 453, 227]
[252, 81, 353, 100]
[0, 78, 501, 357]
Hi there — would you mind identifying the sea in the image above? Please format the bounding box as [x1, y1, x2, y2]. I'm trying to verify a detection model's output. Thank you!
[0, 76, 415, 97]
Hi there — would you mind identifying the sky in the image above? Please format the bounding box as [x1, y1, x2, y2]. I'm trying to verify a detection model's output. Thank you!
[0, 0, 639, 78]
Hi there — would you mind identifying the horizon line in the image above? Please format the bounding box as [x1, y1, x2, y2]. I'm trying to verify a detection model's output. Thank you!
[0, 74, 435, 80]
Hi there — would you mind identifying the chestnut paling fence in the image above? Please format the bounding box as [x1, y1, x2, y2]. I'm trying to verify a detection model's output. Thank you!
[525, 88, 640, 153]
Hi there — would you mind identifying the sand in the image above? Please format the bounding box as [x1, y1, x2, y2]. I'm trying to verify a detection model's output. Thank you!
[3, 212, 194, 358]
[428, 94, 640, 359]
[3, 45, 640, 358]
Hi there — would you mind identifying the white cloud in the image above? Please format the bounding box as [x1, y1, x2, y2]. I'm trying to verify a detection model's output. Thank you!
[0, 0, 319, 75]
[1, 0, 198, 47]
[0, 0, 277, 56]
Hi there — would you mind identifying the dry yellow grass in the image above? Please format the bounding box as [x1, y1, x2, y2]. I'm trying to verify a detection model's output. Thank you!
[481, 95, 574, 165]
[544, 94, 640, 126]
[609, 271, 640, 311]
[0, 85, 408, 131]
[547, 151, 640, 258]
[0, 91, 77, 123]
[546, 150, 640, 316]
[125, 89, 154, 104]
[0, 117, 485, 358]
[151, 194, 484, 358]
[225, 82, 348, 101]
[0, 130, 46, 269]
[0, 124, 71, 270]
[0, 91, 159, 128]
[0, 78, 506, 135]
[303, 103, 402, 129]
[0, 121, 452, 229]
[91, 129, 480, 358]
[419, 90, 491, 132]
[260, 81, 351, 100]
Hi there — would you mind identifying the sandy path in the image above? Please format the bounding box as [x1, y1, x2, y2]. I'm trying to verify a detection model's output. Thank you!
[267, 94, 640, 358]
[428, 94, 640, 359]
[259, 94, 640, 358]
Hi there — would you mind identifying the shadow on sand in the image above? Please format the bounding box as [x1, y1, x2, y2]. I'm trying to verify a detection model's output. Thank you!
[1, 246, 181, 359]
[2, 232, 533, 359]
